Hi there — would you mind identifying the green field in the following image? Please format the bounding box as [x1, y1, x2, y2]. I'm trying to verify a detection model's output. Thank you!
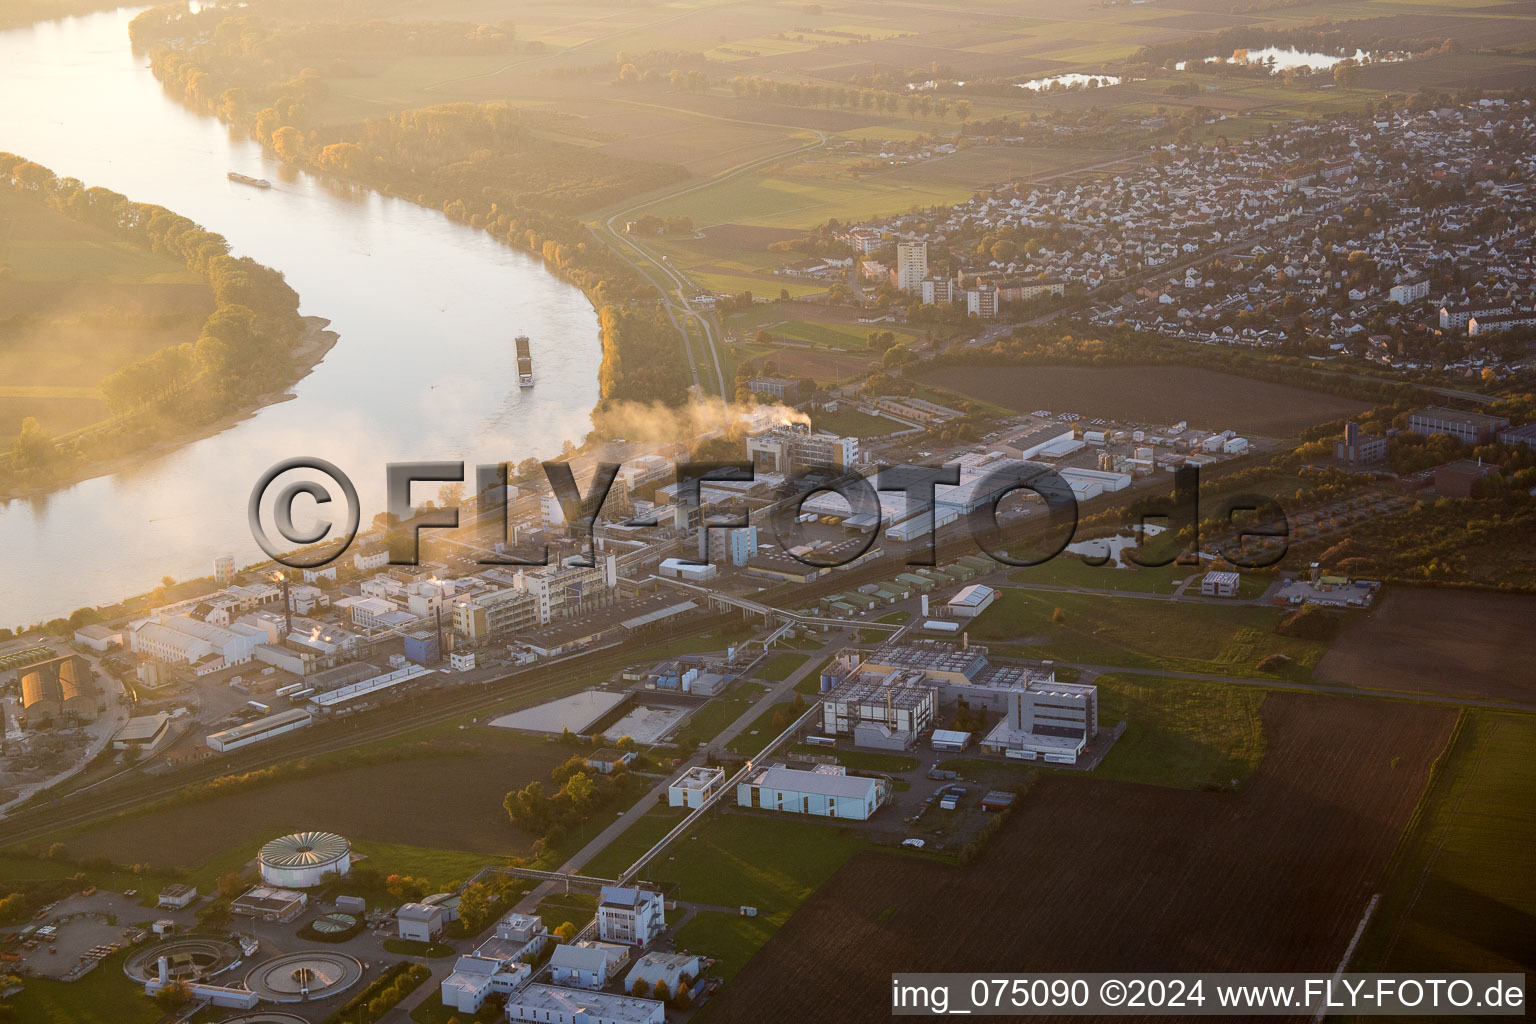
[580, 803, 689, 880]
[634, 813, 869, 919]
[674, 910, 778, 981]
[1091, 674, 1268, 789]
[674, 683, 766, 749]
[1355, 711, 1536, 975]
[725, 701, 804, 756]
[756, 652, 809, 682]
[968, 588, 1329, 678]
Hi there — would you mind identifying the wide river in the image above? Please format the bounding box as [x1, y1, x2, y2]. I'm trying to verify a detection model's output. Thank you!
[0, 9, 603, 627]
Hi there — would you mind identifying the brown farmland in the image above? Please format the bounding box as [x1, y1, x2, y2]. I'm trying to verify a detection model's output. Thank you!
[920, 364, 1371, 435]
[1316, 588, 1536, 704]
[701, 695, 1455, 1024]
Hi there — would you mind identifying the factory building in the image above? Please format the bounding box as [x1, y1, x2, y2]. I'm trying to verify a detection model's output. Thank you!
[129, 616, 264, 674]
[819, 665, 937, 750]
[440, 956, 531, 1013]
[18, 654, 97, 724]
[981, 678, 1099, 764]
[1201, 571, 1240, 597]
[1407, 406, 1510, 446]
[745, 424, 858, 475]
[738, 763, 888, 821]
[397, 903, 446, 942]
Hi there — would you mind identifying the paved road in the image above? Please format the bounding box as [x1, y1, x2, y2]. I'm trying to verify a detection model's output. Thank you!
[513, 641, 832, 914]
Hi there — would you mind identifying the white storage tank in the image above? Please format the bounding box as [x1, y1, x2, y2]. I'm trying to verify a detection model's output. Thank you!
[258, 831, 351, 889]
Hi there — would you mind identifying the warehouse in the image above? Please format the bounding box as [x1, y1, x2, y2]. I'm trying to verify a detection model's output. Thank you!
[19, 654, 97, 724]
[113, 713, 171, 751]
[947, 584, 996, 617]
[257, 831, 351, 888]
[738, 763, 889, 820]
[204, 708, 312, 752]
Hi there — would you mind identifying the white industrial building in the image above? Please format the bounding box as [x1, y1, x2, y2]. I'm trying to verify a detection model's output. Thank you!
[549, 941, 629, 990]
[1201, 571, 1240, 597]
[597, 886, 665, 947]
[981, 677, 1099, 764]
[129, 615, 265, 674]
[738, 763, 888, 820]
[397, 902, 445, 942]
[506, 983, 665, 1024]
[947, 584, 996, 617]
[204, 708, 313, 752]
[668, 766, 726, 808]
[624, 952, 705, 996]
[440, 911, 548, 1012]
[440, 955, 531, 1013]
[819, 663, 937, 750]
[257, 831, 351, 888]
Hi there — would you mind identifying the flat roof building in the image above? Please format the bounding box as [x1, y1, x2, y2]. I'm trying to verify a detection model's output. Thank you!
[668, 766, 726, 808]
[819, 668, 936, 750]
[230, 885, 307, 922]
[1201, 571, 1240, 597]
[738, 763, 889, 820]
[1408, 406, 1510, 446]
[505, 983, 665, 1024]
[981, 678, 1099, 764]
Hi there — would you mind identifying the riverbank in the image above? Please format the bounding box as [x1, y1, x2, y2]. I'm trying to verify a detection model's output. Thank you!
[0, 316, 338, 503]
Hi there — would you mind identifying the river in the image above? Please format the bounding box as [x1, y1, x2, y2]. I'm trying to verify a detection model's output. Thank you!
[0, 8, 604, 627]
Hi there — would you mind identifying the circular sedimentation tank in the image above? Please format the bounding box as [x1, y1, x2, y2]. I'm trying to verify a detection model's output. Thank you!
[243, 951, 364, 1002]
[123, 938, 242, 983]
[311, 912, 357, 934]
[257, 830, 352, 889]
